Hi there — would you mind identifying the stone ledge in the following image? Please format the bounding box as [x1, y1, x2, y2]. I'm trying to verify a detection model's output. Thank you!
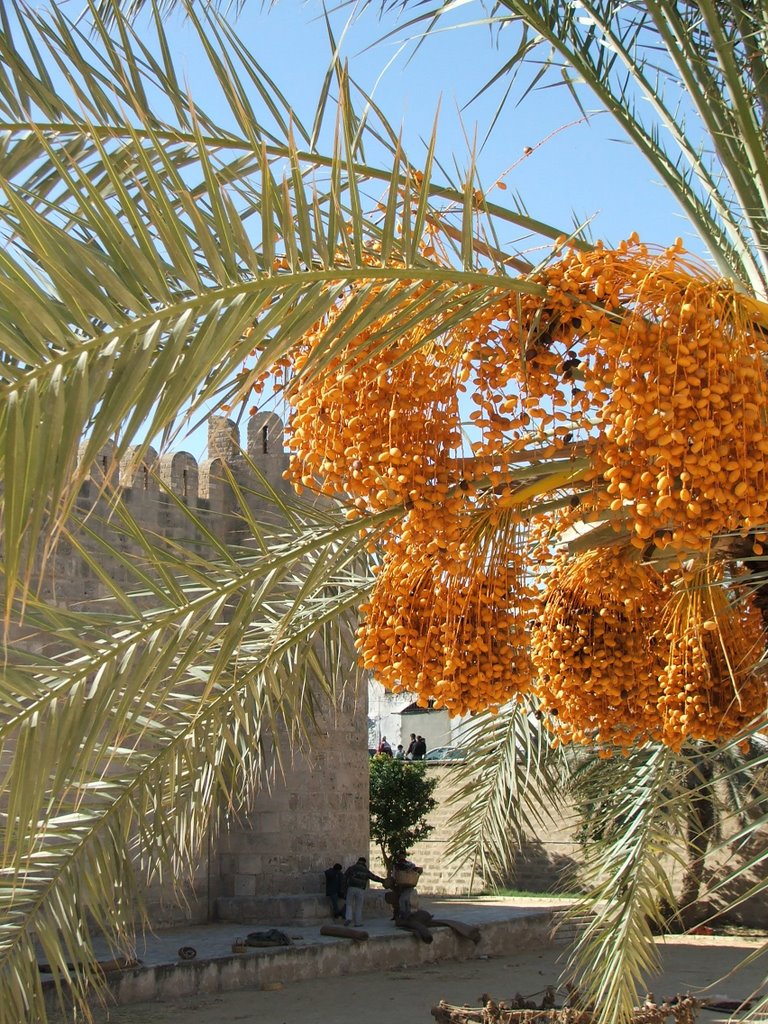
[215, 892, 391, 924]
[45, 908, 559, 1012]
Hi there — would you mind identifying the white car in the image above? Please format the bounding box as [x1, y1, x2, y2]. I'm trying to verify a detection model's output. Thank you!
[424, 746, 467, 761]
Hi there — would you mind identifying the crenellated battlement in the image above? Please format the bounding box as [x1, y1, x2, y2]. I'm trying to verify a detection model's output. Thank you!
[76, 413, 288, 514]
[19, 409, 370, 933]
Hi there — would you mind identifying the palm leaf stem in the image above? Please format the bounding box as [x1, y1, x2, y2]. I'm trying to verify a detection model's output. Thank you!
[0, 121, 580, 252]
[490, 0, 764, 290]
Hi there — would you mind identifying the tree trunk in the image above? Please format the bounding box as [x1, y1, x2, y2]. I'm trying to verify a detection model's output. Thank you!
[677, 755, 716, 927]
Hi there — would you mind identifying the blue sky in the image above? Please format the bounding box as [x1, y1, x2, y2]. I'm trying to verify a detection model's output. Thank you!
[162, 0, 698, 253]
[134, 1, 705, 456]
[233, 3, 696, 242]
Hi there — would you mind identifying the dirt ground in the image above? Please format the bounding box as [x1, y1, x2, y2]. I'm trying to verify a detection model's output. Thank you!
[88, 937, 768, 1024]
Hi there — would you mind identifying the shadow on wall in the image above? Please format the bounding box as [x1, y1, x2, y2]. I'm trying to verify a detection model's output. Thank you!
[704, 833, 768, 928]
[492, 840, 582, 895]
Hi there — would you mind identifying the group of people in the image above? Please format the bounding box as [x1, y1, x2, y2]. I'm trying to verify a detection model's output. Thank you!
[375, 733, 427, 760]
[405, 733, 427, 760]
[323, 858, 385, 928]
[323, 852, 423, 927]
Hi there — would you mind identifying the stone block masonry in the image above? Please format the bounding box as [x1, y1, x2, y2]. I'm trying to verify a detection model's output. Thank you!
[369, 764, 583, 898]
[15, 414, 370, 928]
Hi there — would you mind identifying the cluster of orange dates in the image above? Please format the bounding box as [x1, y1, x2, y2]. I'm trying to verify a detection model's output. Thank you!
[258, 236, 768, 749]
[531, 548, 764, 749]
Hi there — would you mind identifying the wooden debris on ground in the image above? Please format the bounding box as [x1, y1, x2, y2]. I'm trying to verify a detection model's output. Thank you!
[396, 909, 480, 944]
[432, 993, 703, 1024]
[319, 924, 369, 940]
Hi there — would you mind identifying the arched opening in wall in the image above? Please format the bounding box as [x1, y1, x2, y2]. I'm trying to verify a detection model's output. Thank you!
[262, 424, 269, 454]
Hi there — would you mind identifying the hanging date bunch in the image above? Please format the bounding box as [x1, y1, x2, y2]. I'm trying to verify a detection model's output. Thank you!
[657, 564, 767, 749]
[531, 546, 668, 748]
[268, 272, 480, 516]
[255, 224, 768, 747]
[513, 238, 768, 553]
[356, 504, 537, 715]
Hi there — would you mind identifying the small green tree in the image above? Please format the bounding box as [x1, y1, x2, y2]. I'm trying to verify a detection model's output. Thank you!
[369, 754, 439, 872]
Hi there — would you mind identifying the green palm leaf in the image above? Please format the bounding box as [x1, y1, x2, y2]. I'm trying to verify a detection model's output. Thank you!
[0, 0, 574, 616]
[565, 746, 686, 1024]
[443, 701, 567, 889]
[0, 469, 381, 1022]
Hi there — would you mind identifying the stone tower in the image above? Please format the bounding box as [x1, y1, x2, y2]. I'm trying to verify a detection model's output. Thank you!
[28, 415, 370, 926]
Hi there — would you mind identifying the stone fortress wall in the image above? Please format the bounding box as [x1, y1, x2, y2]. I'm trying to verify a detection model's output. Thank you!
[20, 411, 768, 930]
[370, 767, 768, 929]
[23, 414, 370, 927]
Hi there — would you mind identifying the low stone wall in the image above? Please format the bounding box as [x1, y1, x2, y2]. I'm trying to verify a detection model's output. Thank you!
[370, 765, 768, 927]
[370, 764, 582, 897]
[50, 908, 559, 1011]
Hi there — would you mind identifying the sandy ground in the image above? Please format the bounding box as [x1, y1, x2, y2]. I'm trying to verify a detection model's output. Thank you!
[88, 938, 768, 1024]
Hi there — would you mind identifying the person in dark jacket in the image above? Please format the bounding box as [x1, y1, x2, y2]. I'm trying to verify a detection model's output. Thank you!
[390, 851, 423, 920]
[324, 862, 346, 919]
[413, 735, 427, 759]
[343, 857, 385, 928]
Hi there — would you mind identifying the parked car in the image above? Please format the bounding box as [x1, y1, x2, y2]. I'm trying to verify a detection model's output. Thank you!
[424, 746, 467, 761]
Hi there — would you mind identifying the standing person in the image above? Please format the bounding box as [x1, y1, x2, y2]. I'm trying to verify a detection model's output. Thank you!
[394, 744, 405, 759]
[324, 862, 346, 920]
[343, 857, 385, 928]
[413, 735, 427, 760]
[405, 733, 417, 759]
[391, 851, 423, 920]
[376, 736, 393, 756]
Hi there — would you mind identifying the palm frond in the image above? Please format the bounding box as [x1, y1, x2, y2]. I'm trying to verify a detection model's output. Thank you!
[444, 700, 567, 889]
[0, 469, 378, 1022]
[564, 746, 686, 1024]
[0, 0, 578, 615]
[390, 0, 768, 293]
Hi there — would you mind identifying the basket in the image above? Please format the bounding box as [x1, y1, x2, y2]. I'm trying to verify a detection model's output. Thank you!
[394, 867, 421, 887]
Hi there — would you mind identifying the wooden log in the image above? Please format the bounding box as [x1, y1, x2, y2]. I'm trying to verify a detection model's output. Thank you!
[395, 916, 434, 943]
[429, 917, 482, 943]
[403, 909, 480, 944]
[319, 924, 369, 941]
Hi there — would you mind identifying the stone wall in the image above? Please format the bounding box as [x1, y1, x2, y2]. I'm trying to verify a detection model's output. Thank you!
[14, 414, 369, 927]
[368, 764, 581, 897]
[215, 683, 370, 924]
[370, 765, 768, 927]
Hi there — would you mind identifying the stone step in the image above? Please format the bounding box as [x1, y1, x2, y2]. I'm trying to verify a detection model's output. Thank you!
[215, 891, 391, 925]
[49, 903, 560, 1012]
[549, 909, 597, 943]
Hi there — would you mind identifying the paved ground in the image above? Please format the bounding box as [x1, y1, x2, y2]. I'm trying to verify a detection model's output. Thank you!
[93, 896, 576, 967]
[86, 933, 768, 1024]
[67, 898, 768, 1024]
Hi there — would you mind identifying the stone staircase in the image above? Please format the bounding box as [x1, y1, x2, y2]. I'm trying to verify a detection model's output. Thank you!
[549, 907, 597, 944]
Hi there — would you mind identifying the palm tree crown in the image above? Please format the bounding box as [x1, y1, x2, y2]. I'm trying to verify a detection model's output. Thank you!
[1, 2, 768, 1022]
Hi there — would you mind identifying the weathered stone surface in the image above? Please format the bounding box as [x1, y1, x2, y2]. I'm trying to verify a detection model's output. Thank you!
[19, 416, 369, 929]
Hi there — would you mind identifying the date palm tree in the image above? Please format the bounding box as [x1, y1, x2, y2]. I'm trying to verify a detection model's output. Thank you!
[0, 4, 573, 1020]
[386, 2, 768, 1020]
[1, 1, 768, 1023]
